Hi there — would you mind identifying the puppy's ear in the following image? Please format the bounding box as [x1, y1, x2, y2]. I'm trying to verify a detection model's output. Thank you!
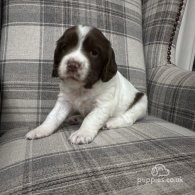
[101, 47, 117, 82]
[52, 61, 59, 77]
[52, 67, 58, 77]
[52, 45, 60, 77]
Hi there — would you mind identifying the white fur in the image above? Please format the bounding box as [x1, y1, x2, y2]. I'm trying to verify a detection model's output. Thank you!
[26, 26, 147, 144]
[26, 72, 147, 143]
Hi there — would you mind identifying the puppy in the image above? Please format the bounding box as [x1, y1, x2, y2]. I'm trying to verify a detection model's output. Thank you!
[26, 25, 147, 144]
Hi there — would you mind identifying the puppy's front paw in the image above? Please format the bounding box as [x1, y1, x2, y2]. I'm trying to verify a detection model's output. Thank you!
[26, 126, 51, 140]
[69, 130, 96, 145]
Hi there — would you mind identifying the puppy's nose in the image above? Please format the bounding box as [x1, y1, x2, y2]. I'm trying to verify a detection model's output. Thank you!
[67, 60, 81, 72]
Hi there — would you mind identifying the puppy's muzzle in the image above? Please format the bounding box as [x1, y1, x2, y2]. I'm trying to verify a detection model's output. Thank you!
[67, 60, 81, 73]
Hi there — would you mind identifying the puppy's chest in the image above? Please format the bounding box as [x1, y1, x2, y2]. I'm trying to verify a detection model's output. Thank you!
[70, 91, 95, 115]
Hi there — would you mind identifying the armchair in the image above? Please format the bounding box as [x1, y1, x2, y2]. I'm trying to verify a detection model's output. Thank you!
[0, 0, 194, 194]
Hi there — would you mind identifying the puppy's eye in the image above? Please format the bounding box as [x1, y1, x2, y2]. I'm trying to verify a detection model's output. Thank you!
[90, 49, 99, 57]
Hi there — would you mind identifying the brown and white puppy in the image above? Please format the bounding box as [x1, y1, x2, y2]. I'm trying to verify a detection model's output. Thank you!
[26, 25, 147, 144]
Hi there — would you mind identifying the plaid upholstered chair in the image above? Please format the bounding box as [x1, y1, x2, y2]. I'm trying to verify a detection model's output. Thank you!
[0, 0, 195, 194]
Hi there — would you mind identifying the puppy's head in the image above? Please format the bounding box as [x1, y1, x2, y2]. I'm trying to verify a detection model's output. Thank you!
[52, 25, 117, 88]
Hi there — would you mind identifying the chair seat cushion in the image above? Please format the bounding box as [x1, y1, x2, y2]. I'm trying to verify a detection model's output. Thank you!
[0, 116, 195, 194]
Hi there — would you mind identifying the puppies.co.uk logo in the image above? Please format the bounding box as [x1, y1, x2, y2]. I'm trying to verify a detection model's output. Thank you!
[137, 164, 183, 185]
[151, 164, 170, 177]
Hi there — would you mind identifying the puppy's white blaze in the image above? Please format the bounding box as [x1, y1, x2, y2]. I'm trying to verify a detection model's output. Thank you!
[59, 25, 92, 80]
[78, 25, 92, 41]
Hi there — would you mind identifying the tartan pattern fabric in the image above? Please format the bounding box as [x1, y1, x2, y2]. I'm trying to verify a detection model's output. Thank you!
[143, 0, 195, 130]
[0, 0, 146, 132]
[148, 64, 195, 130]
[142, 0, 186, 69]
[1, 116, 195, 194]
[0, 0, 195, 194]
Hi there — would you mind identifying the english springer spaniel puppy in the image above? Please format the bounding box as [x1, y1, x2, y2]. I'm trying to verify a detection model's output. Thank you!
[26, 25, 147, 144]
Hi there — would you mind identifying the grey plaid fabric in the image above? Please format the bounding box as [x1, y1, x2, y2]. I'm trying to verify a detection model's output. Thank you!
[143, 0, 195, 130]
[142, 0, 186, 69]
[148, 64, 195, 130]
[0, 0, 146, 132]
[1, 116, 195, 194]
[1, 0, 195, 194]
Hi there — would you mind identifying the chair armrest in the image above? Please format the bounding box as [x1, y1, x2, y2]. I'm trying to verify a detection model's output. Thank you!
[147, 64, 195, 130]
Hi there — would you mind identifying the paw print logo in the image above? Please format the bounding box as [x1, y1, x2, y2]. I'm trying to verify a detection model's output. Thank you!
[151, 164, 170, 177]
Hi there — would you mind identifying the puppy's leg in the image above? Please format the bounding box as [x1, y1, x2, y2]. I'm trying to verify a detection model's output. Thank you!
[69, 107, 110, 144]
[26, 97, 72, 139]
[106, 95, 147, 129]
